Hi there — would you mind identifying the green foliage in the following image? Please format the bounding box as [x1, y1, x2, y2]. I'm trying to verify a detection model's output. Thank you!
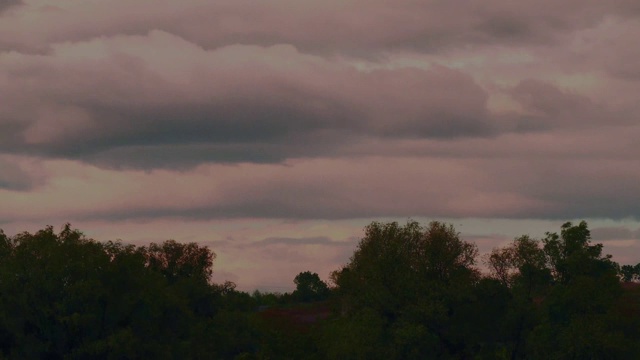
[486, 235, 550, 290]
[146, 239, 215, 284]
[321, 308, 388, 360]
[541, 221, 616, 284]
[522, 222, 628, 359]
[0, 224, 221, 359]
[326, 220, 639, 359]
[329, 220, 481, 358]
[620, 264, 640, 282]
[1, 220, 639, 359]
[333, 221, 478, 312]
[292, 271, 329, 302]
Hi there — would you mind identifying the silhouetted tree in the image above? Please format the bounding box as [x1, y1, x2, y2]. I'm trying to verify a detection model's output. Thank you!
[146, 239, 215, 284]
[527, 221, 626, 359]
[292, 271, 329, 302]
[621, 264, 640, 282]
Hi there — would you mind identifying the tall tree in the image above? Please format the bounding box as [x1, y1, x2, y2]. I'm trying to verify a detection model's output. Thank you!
[329, 220, 479, 358]
[527, 221, 625, 359]
[485, 235, 552, 359]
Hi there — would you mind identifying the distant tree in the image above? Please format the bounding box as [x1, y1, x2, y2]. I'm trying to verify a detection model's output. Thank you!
[0, 229, 11, 259]
[621, 264, 640, 282]
[540, 221, 616, 284]
[145, 239, 215, 284]
[486, 235, 549, 290]
[292, 271, 330, 302]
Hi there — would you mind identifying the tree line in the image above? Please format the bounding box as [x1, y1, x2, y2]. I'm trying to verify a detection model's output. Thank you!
[0, 221, 639, 359]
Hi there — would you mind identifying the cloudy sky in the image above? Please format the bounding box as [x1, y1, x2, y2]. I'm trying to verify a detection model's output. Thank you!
[2, 0, 640, 291]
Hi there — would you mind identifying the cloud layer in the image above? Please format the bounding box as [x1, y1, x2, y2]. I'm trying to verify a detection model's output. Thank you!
[1, 31, 503, 168]
[3, 0, 640, 54]
[1, 0, 640, 288]
[0, 2, 639, 220]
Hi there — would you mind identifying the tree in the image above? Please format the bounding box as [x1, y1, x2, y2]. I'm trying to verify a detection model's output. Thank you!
[541, 221, 617, 284]
[620, 264, 640, 282]
[0, 224, 223, 359]
[292, 271, 329, 302]
[482, 221, 638, 359]
[485, 235, 552, 359]
[329, 220, 480, 358]
[486, 235, 549, 290]
[527, 221, 626, 359]
[145, 239, 215, 284]
[333, 220, 478, 311]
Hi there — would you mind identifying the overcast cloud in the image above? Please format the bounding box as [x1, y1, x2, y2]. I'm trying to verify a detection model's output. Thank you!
[1, 0, 640, 289]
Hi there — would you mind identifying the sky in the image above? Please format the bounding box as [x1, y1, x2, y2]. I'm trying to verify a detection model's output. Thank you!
[1, 0, 640, 291]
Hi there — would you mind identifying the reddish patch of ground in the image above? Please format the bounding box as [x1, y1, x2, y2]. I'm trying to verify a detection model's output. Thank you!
[621, 282, 640, 290]
[257, 302, 332, 332]
[617, 282, 640, 318]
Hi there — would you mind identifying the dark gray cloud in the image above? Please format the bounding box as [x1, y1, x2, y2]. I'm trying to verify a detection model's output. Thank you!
[0, 39, 502, 169]
[458, 156, 640, 221]
[508, 79, 617, 131]
[72, 199, 384, 222]
[0, 158, 36, 191]
[30, 149, 640, 223]
[18, 101, 355, 167]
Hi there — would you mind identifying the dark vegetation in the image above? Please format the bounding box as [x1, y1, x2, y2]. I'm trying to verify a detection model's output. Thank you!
[1, 221, 640, 359]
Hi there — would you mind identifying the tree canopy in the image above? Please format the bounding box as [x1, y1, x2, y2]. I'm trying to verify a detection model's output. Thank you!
[292, 271, 329, 302]
[0, 221, 639, 359]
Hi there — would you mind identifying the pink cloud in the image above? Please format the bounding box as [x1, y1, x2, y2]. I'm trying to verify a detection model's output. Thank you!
[3, 0, 639, 55]
[0, 32, 500, 168]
